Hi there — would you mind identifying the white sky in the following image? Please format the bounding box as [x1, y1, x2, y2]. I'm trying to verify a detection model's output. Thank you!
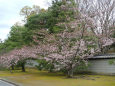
[0, 0, 51, 41]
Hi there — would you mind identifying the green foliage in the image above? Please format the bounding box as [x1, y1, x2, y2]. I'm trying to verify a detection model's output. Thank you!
[25, 0, 75, 33]
[50, 0, 63, 17]
[9, 25, 25, 44]
[36, 59, 55, 72]
[109, 60, 115, 65]
[25, 11, 52, 30]
[0, 42, 7, 54]
[0, 24, 34, 54]
[16, 60, 26, 67]
[0, 25, 24, 53]
[36, 59, 48, 71]
[70, 38, 77, 42]
[52, 26, 64, 33]
[0, 0, 78, 54]
[75, 62, 89, 73]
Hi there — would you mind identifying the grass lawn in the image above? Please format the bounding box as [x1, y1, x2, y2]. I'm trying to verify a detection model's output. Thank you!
[0, 68, 115, 86]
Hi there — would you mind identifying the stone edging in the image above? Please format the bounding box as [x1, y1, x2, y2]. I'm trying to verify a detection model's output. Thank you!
[0, 79, 19, 86]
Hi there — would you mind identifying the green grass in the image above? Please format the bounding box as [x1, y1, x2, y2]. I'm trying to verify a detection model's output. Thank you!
[0, 68, 115, 86]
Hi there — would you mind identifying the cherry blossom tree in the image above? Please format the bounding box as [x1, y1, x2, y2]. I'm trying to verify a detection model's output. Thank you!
[0, 46, 38, 72]
[75, 0, 115, 53]
[31, 0, 115, 77]
[35, 0, 115, 77]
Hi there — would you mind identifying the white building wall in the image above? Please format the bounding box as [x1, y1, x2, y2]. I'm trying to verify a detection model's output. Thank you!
[25, 60, 38, 67]
[88, 59, 115, 75]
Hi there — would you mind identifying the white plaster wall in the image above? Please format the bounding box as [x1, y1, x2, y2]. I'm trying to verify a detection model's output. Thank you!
[88, 59, 115, 74]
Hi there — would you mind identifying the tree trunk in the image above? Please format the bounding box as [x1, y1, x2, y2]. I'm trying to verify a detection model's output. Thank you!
[67, 69, 74, 78]
[9, 67, 13, 73]
[21, 63, 25, 72]
[11, 65, 14, 70]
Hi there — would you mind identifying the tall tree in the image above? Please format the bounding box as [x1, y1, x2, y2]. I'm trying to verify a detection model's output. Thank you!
[20, 6, 32, 22]
[20, 5, 46, 22]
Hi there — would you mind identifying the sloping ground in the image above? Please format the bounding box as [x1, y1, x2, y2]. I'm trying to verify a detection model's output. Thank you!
[0, 69, 115, 86]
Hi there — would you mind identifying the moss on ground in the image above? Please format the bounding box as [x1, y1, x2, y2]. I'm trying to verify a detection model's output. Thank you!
[0, 69, 115, 86]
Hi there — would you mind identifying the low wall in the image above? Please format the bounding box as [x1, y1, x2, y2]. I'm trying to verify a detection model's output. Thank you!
[25, 60, 38, 68]
[88, 59, 115, 75]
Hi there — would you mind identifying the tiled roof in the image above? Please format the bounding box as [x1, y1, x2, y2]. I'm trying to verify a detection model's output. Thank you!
[89, 53, 115, 59]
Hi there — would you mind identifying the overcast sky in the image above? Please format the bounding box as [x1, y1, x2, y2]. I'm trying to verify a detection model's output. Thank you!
[0, 0, 51, 41]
